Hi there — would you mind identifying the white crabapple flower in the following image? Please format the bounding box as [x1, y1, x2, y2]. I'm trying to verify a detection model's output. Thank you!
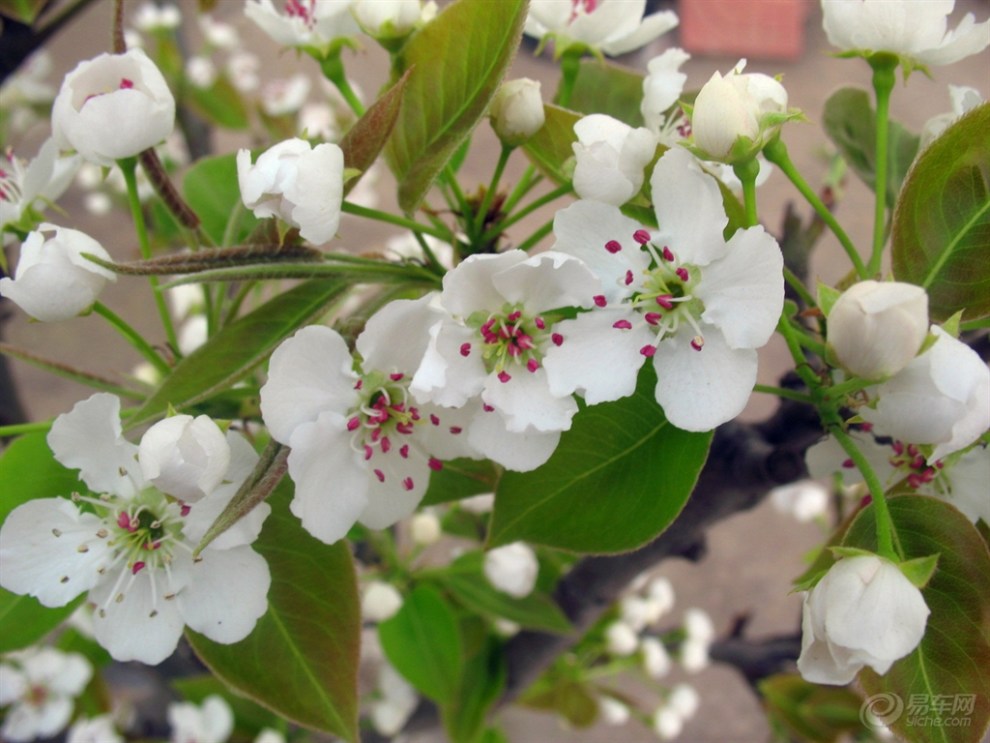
[0, 139, 81, 234]
[51, 49, 175, 167]
[67, 715, 124, 743]
[690, 61, 790, 163]
[167, 694, 233, 743]
[821, 0, 990, 68]
[352, 0, 428, 40]
[0, 648, 92, 742]
[410, 250, 601, 471]
[489, 78, 546, 147]
[920, 85, 984, 149]
[237, 138, 343, 245]
[0, 224, 116, 322]
[640, 47, 691, 145]
[571, 114, 657, 206]
[826, 280, 928, 379]
[861, 326, 990, 462]
[797, 555, 930, 685]
[483, 542, 539, 598]
[245, 0, 360, 54]
[544, 146, 784, 432]
[260, 295, 481, 544]
[524, 0, 679, 58]
[0, 394, 271, 664]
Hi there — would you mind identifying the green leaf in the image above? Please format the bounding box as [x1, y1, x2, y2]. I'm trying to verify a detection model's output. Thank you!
[567, 59, 645, 127]
[891, 103, 990, 322]
[187, 481, 360, 741]
[379, 585, 463, 705]
[340, 69, 410, 196]
[127, 279, 348, 428]
[488, 367, 712, 553]
[183, 153, 260, 245]
[0, 0, 45, 24]
[385, 0, 527, 212]
[760, 673, 868, 742]
[438, 553, 572, 634]
[0, 434, 87, 652]
[422, 457, 499, 506]
[185, 74, 250, 130]
[845, 496, 990, 743]
[522, 103, 580, 185]
[822, 87, 920, 207]
[443, 633, 506, 743]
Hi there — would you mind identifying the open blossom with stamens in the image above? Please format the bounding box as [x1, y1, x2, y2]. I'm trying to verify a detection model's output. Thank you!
[524, 0, 679, 58]
[245, 0, 359, 54]
[0, 394, 271, 665]
[641, 48, 691, 145]
[260, 295, 480, 544]
[410, 250, 601, 471]
[0, 647, 92, 742]
[543, 146, 784, 432]
[1, 139, 80, 234]
[51, 49, 175, 167]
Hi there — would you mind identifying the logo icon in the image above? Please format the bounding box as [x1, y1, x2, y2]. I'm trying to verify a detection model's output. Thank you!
[860, 692, 904, 731]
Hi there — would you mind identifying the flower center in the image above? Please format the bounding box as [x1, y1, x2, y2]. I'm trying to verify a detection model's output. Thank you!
[462, 305, 558, 383]
[0, 150, 25, 204]
[888, 440, 944, 491]
[105, 490, 186, 575]
[285, 0, 317, 28]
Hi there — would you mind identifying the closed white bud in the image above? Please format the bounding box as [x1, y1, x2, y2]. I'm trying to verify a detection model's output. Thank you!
[598, 696, 630, 726]
[680, 638, 710, 673]
[138, 414, 230, 502]
[652, 706, 683, 740]
[683, 608, 715, 644]
[646, 576, 676, 616]
[483, 542, 539, 598]
[668, 683, 700, 720]
[409, 511, 442, 545]
[361, 581, 403, 622]
[604, 620, 639, 656]
[828, 280, 929, 379]
[640, 636, 672, 679]
[490, 78, 545, 146]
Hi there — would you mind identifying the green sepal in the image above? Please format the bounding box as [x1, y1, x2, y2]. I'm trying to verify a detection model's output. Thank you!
[898, 553, 940, 589]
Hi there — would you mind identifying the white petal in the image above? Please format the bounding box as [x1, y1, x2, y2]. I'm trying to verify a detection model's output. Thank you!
[441, 251, 529, 317]
[359, 447, 432, 529]
[543, 309, 651, 405]
[410, 319, 487, 408]
[482, 366, 578, 433]
[414, 401, 481, 460]
[492, 251, 600, 313]
[179, 545, 270, 643]
[696, 225, 784, 349]
[600, 9, 679, 55]
[260, 325, 359, 444]
[138, 415, 231, 502]
[652, 332, 758, 431]
[467, 409, 560, 472]
[357, 293, 442, 374]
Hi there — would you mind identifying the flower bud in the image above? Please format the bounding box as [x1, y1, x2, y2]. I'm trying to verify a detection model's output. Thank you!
[489, 78, 545, 147]
[138, 414, 231, 502]
[604, 620, 639, 656]
[828, 280, 929, 379]
[361, 581, 403, 622]
[483, 542, 538, 598]
[51, 50, 175, 166]
[353, 0, 424, 40]
[409, 511, 441, 545]
[691, 64, 788, 162]
[640, 636, 672, 678]
[0, 224, 115, 322]
[599, 696, 630, 726]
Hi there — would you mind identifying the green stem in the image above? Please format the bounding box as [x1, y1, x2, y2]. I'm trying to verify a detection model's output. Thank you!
[482, 183, 572, 244]
[93, 302, 171, 376]
[118, 157, 180, 354]
[0, 421, 53, 437]
[752, 384, 813, 404]
[783, 266, 817, 308]
[775, 311, 821, 391]
[556, 48, 582, 108]
[341, 200, 450, 240]
[830, 426, 899, 560]
[867, 55, 898, 277]
[732, 157, 761, 227]
[501, 164, 541, 215]
[472, 144, 512, 239]
[319, 52, 365, 116]
[763, 137, 868, 279]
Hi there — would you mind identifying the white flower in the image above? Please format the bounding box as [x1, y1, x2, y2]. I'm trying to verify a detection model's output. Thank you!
[0, 224, 116, 322]
[544, 146, 784, 431]
[138, 414, 232, 503]
[253, 729, 286, 743]
[679, 638, 710, 672]
[199, 15, 241, 50]
[821, 0, 990, 67]
[490, 78, 545, 146]
[133, 2, 182, 31]
[640, 636, 671, 678]
[524, 0, 678, 57]
[598, 696, 630, 726]
[352, 0, 424, 38]
[1, 139, 81, 233]
[362, 581, 404, 622]
[370, 663, 418, 737]
[167, 695, 234, 743]
[185, 56, 218, 89]
[797, 555, 930, 685]
[260, 296, 480, 544]
[245, 0, 359, 53]
[261, 74, 312, 116]
[641, 47, 691, 144]
[227, 52, 260, 93]
[571, 114, 657, 206]
[646, 576, 675, 616]
[483, 542, 539, 598]
[691, 61, 789, 162]
[620, 595, 662, 632]
[0, 648, 92, 742]
[920, 85, 984, 149]
[409, 511, 442, 545]
[683, 607, 715, 644]
[604, 620, 638, 656]
[652, 706, 683, 740]
[52, 49, 175, 166]
[668, 683, 700, 719]
[827, 280, 929, 379]
[770, 479, 830, 522]
[237, 138, 343, 245]
[410, 250, 601, 471]
[862, 326, 990, 462]
[0, 394, 271, 664]
[67, 715, 124, 743]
